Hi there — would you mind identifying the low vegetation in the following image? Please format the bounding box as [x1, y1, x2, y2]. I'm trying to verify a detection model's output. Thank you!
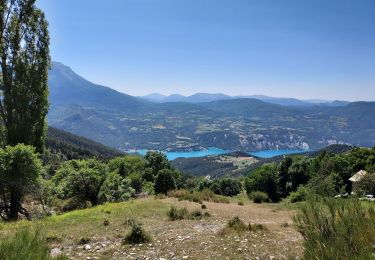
[123, 221, 152, 245]
[294, 197, 375, 259]
[0, 227, 67, 260]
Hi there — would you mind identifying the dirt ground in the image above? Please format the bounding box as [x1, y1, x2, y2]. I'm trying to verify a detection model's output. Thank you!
[42, 197, 303, 260]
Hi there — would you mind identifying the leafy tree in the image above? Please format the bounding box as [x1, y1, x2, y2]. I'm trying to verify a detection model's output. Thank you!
[108, 156, 145, 177]
[278, 156, 293, 197]
[154, 169, 176, 194]
[245, 163, 279, 202]
[288, 157, 311, 192]
[129, 173, 143, 193]
[144, 151, 170, 181]
[52, 159, 107, 205]
[100, 172, 134, 202]
[0, 144, 42, 220]
[218, 178, 241, 196]
[0, 0, 50, 153]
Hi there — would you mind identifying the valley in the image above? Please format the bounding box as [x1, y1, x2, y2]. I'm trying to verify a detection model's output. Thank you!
[48, 62, 375, 153]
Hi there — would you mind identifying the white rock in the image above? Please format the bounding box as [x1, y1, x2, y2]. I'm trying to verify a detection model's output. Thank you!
[50, 248, 62, 257]
[182, 256, 189, 259]
[84, 244, 92, 250]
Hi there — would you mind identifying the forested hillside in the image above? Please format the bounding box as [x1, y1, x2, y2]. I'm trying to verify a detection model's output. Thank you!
[46, 127, 124, 160]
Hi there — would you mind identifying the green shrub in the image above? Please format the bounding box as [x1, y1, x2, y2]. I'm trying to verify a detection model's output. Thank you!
[167, 189, 229, 204]
[201, 204, 207, 209]
[189, 210, 203, 220]
[167, 206, 188, 221]
[294, 197, 375, 260]
[245, 163, 280, 202]
[355, 174, 375, 196]
[219, 216, 248, 235]
[289, 186, 308, 203]
[123, 222, 151, 244]
[237, 201, 244, 206]
[154, 169, 177, 194]
[249, 191, 270, 203]
[61, 197, 91, 212]
[0, 227, 67, 260]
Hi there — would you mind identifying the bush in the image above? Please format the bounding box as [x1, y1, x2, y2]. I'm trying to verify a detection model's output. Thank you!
[237, 201, 244, 206]
[294, 197, 375, 259]
[100, 172, 134, 202]
[289, 186, 308, 203]
[218, 178, 242, 196]
[201, 204, 207, 209]
[0, 227, 67, 260]
[189, 210, 203, 220]
[52, 159, 107, 205]
[355, 173, 375, 196]
[123, 222, 151, 244]
[219, 216, 248, 235]
[167, 206, 188, 221]
[61, 197, 92, 212]
[248, 191, 270, 203]
[245, 163, 279, 202]
[154, 169, 177, 194]
[167, 189, 229, 204]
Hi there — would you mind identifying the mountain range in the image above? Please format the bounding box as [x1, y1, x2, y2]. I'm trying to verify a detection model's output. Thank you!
[142, 93, 350, 107]
[48, 62, 375, 152]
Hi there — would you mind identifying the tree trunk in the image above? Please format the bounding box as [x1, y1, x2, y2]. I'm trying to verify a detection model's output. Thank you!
[9, 189, 20, 221]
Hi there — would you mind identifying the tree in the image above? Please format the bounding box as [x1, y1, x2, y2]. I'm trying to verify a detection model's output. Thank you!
[245, 163, 279, 202]
[108, 156, 145, 177]
[52, 159, 107, 205]
[0, 144, 42, 220]
[154, 169, 176, 194]
[288, 157, 311, 192]
[278, 156, 293, 197]
[100, 172, 134, 202]
[355, 174, 375, 196]
[144, 151, 170, 181]
[0, 0, 50, 153]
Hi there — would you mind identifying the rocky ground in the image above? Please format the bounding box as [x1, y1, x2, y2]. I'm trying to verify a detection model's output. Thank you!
[42, 198, 304, 259]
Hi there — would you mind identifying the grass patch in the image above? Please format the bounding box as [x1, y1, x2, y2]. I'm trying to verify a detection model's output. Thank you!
[294, 197, 375, 260]
[0, 227, 67, 260]
[167, 206, 188, 221]
[167, 189, 230, 204]
[219, 216, 266, 235]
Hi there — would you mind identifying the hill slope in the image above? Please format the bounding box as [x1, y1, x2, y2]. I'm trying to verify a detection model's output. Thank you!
[46, 127, 124, 160]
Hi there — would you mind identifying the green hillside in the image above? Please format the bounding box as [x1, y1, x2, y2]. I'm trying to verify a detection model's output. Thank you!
[46, 127, 124, 160]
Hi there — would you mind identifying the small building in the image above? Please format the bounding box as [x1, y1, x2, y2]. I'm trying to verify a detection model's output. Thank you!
[349, 170, 367, 182]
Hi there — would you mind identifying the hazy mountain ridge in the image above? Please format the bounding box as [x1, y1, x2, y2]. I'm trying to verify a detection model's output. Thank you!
[48, 62, 375, 152]
[142, 92, 350, 107]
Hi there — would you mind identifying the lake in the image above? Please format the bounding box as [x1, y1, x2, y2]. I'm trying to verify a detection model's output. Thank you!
[128, 148, 309, 160]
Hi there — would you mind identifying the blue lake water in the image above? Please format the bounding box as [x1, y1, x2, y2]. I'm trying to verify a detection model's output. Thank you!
[128, 148, 309, 160]
[248, 149, 309, 158]
[128, 147, 230, 160]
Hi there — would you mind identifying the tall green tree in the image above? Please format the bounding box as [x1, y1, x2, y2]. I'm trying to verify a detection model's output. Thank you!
[0, 0, 50, 152]
[0, 0, 49, 220]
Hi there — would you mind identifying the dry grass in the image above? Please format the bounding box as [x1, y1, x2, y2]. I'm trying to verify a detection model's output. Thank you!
[0, 197, 303, 259]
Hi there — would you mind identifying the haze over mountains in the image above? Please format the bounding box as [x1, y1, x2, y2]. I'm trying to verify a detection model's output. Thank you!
[142, 93, 350, 107]
[48, 62, 375, 152]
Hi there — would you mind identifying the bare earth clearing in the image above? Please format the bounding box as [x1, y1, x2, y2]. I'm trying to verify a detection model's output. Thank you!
[0, 197, 303, 259]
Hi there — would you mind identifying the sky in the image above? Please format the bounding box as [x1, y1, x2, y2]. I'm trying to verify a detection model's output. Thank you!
[37, 0, 375, 101]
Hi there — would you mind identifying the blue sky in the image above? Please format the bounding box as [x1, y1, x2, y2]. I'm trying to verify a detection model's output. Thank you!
[37, 0, 375, 101]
